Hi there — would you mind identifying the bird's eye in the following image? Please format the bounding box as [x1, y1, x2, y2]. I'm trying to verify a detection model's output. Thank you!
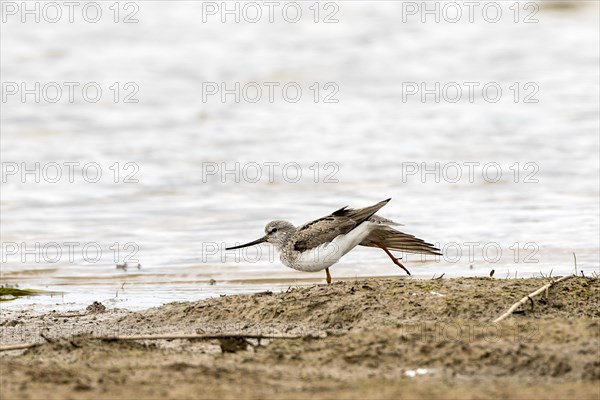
[271, 228, 278, 233]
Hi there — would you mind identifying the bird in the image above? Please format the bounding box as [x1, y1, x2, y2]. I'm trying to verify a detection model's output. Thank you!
[225, 198, 441, 284]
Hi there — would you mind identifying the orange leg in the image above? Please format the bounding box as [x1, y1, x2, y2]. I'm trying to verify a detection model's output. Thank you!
[325, 267, 332, 284]
[376, 242, 411, 276]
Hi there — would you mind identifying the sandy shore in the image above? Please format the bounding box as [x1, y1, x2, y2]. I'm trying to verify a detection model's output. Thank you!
[1, 276, 598, 399]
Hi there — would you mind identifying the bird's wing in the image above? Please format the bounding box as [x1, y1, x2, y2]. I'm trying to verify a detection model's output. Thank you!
[360, 225, 441, 256]
[293, 198, 392, 252]
[293, 216, 356, 252]
[368, 214, 403, 226]
[331, 198, 391, 224]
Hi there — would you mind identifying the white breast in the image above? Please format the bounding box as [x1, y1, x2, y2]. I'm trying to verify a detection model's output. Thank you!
[283, 222, 375, 272]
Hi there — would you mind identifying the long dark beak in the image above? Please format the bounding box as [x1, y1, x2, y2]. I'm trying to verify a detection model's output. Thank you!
[225, 236, 266, 250]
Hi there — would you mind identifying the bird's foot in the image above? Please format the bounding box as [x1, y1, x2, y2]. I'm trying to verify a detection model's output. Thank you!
[376, 242, 411, 276]
[325, 268, 332, 285]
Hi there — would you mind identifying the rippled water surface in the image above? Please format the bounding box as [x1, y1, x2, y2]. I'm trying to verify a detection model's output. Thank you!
[1, 1, 599, 310]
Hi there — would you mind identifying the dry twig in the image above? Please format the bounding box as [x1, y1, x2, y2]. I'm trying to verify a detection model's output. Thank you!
[0, 332, 323, 352]
[492, 275, 575, 323]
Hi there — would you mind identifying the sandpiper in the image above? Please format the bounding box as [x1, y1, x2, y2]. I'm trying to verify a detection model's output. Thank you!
[225, 198, 441, 284]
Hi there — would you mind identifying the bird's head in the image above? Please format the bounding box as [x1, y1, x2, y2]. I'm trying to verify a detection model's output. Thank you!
[225, 220, 296, 251]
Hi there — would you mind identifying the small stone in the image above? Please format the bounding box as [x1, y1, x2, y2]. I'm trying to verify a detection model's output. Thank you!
[218, 337, 248, 353]
[86, 301, 106, 314]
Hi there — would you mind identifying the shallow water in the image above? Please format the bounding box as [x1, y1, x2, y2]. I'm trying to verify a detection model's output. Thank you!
[1, 1, 599, 310]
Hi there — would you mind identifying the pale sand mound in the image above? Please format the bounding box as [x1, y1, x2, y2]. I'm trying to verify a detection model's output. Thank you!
[1, 277, 599, 399]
